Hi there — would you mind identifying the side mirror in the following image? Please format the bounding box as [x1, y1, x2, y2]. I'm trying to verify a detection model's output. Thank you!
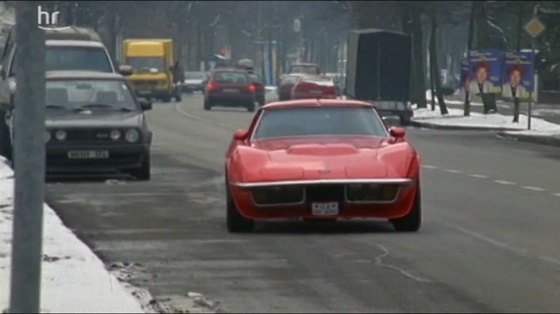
[139, 99, 152, 111]
[119, 65, 133, 76]
[389, 127, 406, 138]
[234, 129, 249, 141]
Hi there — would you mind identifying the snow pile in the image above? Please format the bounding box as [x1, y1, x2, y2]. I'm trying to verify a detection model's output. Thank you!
[0, 158, 145, 313]
[412, 105, 560, 131]
[265, 86, 277, 92]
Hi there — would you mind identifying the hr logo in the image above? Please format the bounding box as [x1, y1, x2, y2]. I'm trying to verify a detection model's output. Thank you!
[37, 5, 70, 31]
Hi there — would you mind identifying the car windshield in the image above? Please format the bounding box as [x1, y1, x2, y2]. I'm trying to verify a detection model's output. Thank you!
[290, 66, 320, 74]
[185, 72, 206, 80]
[213, 71, 248, 83]
[45, 79, 138, 111]
[253, 106, 388, 139]
[127, 57, 165, 72]
[45, 47, 113, 72]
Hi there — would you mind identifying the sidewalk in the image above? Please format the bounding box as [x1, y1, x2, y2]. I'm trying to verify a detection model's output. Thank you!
[0, 158, 147, 313]
[411, 104, 560, 147]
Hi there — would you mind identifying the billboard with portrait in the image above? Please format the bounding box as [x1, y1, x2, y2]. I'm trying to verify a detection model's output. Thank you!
[467, 49, 503, 95]
[502, 51, 534, 100]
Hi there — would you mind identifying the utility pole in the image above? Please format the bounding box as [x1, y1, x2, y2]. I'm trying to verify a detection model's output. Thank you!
[9, 2, 46, 313]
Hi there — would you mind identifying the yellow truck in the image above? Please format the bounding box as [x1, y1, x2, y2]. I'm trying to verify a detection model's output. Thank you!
[122, 38, 180, 102]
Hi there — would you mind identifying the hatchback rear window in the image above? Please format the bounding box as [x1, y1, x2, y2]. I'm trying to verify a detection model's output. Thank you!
[213, 72, 248, 83]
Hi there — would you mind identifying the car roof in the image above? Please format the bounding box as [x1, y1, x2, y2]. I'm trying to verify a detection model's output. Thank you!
[44, 26, 102, 42]
[46, 40, 106, 48]
[45, 70, 124, 80]
[262, 99, 374, 110]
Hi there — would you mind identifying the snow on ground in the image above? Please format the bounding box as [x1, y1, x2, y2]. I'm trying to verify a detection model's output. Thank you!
[412, 105, 560, 131]
[0, 157, 146, 313]
[265, 86, 277, 92]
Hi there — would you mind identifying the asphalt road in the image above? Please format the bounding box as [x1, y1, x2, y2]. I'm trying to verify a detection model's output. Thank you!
[45, 93, 560, 313]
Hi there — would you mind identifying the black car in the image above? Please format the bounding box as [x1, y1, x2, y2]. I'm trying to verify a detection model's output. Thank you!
[372, 100, 414, 126]
[6, 71, 153, 179]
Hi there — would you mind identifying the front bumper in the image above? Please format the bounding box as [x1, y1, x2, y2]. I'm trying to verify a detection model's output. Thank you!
[229, 178, 418, 220]
[46, 143, 150, 174]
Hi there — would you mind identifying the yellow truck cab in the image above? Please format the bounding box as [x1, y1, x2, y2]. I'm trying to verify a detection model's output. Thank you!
[122, 39, 179, 102]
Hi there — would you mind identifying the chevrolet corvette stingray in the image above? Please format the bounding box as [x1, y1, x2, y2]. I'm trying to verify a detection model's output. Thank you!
[224, 99, 421, 233]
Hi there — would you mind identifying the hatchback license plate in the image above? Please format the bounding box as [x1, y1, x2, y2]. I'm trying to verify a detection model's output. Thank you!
[312, 202, 339, 216]
[223, 88, 239, 93]
[67, 150, 109, 159]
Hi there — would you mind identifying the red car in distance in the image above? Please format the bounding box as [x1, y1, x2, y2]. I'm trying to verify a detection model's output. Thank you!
[204, 69, 258, 112]
[290, 75, 338, 100]
[225, 99, 422, 233]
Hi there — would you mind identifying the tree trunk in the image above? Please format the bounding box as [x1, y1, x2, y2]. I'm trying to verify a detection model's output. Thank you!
[464, 0, 476, 116]
[430, 14, 448, 115]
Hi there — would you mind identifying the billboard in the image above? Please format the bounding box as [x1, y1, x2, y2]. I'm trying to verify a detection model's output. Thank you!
[502, 51, 534, 100]
[467, 49, 503, 95]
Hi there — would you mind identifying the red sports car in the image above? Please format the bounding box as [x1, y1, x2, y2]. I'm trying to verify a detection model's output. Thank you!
[225, 99, 422, 233]
[290, 75, 338, 100]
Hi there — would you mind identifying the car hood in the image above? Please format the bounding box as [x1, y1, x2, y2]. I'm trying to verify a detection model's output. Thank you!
[46, 110, 143, 128]
[233, 136, 416, 182]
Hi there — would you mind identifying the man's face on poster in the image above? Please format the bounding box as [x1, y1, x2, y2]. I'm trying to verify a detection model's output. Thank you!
[476, 67, 488, 84]
[509, 69, 522, 87]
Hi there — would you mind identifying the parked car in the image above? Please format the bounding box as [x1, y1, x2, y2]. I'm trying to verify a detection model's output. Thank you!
[290, 75, 337, 100]
[182, 71, 208, 93]
[204, 68, 258, 112]
[0, 26, 131, 159]
[5, 71, 153, 179]
[224, 99, 422, 233]
[277, 74, 301, 101]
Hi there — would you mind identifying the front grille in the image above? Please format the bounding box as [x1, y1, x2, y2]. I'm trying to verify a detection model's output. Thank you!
[59, 129, 118, 143]
[306, 184, 345, 202]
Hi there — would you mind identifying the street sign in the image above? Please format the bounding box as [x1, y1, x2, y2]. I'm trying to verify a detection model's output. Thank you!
[524, 18, 546, 38]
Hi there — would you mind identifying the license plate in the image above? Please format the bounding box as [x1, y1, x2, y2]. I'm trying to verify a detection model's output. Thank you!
[67, 150, 109, 159]
[310, 90, 323, 95]
[223, 88, 240, 93]
[312, 202, 339, 216]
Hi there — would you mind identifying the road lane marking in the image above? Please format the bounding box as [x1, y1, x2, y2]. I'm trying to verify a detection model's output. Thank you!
[439, 220, 527, 255]
[444, 169, 462, 174]
[468, 174, 488, 179]
[521, 186, 547, 192]
[175, 103, 234, 131]
[422, 165, 438, 169]
[553, 193, 560, 197]
[494, 180, 516, 186]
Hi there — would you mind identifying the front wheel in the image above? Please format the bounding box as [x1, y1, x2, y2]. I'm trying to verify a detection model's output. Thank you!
[390, 181, 421, 232]
[129, 154, 151, 181]
[226, 180, 254, 233]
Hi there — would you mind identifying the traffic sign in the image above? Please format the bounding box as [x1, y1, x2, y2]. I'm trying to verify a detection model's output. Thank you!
[524, 18, 546, 38]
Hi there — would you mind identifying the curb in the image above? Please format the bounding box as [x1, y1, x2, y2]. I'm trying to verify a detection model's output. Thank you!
[410, 120, 522, 132]
[497, 132, 560, 147]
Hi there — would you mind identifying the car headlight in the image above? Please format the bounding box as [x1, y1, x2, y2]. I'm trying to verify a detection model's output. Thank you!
[8, 78, 16, 94]
[45, 131, 51, 143]
[55, 130, 66, 141]
[125, 129, 140, 143]
[110, 129, 121, 141]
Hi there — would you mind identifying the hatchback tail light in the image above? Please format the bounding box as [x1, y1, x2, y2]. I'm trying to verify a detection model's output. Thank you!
[249, 84, 257, 92]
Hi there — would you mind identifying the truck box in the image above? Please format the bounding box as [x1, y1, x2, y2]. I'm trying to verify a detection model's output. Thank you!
[345, 29, 411, 101]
